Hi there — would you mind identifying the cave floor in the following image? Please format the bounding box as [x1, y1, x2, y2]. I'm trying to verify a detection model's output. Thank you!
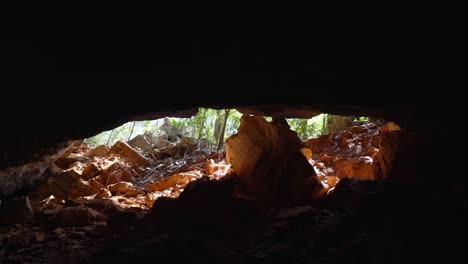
[1, 177, 462, 264]
[1, 121, 463, 263]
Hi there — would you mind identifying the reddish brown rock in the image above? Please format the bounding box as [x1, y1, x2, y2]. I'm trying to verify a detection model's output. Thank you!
[226, 115, 320, 207]
[123, 189, 143, 197]
[300, 147, 312, 160]
[108, 169, 134, 184]
[54, 169, 81, 189]
[145, 192, 158, 208]
[55, 206, 94, 227]
[364, 147, 379, 158]
[96, 188, 112, 199]
[96, 162, 134, 185]
[88, 178, 104, 190]
[205, 159, 216, 175]
[338, 130, 353, 149]
[0, 140, 79, 199]
[348, 125, 369, 134]
[379, 122, 401, 133]
[108, 141, 150, 167]
[374, 126, 401, 179]
[334, 159, 376, 180]
[81, 162, 102, 180]
[146, 173, 197, 193]
[108, 182, 134, 195]
[61, 168, 82, 181]
[87, 145, 109, 157]
[305, 121, 402, 188]
[34, 169, 83, 200]
[69, 179, 100, 199]
[304, 134, 334, 154]
[150, 135, 173, 149]
[128, 135, 153, 152]
[55, 153, 89, 170]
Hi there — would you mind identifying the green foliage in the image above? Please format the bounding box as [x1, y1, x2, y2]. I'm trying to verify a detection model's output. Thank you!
[287, 114, 327, 140]
[354, 116, 369, 122]
[83, 110, 338, 149]
[83, 130, 111, 148]
[83, 108, 244, 149]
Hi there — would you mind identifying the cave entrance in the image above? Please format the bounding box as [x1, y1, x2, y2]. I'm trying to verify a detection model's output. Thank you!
[19, 108, 399, 214]
[0, 107, 403, 263]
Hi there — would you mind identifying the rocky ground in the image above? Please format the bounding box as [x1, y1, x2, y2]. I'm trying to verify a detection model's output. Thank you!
[1, 119, 462, 263]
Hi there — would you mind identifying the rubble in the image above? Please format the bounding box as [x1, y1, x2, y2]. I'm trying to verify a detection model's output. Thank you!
[0, 119, 410, 264]
[304, 121, 401, 192]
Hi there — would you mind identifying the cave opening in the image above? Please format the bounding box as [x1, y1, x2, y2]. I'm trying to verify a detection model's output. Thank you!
[0, 106, 410, 263]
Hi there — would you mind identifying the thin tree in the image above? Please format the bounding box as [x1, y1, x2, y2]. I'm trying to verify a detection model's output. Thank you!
[216, 109, 231, 151]
[196, 108, 208, 140]
[127, 121, 136, 141]
[106, 129, 115, 146]
[213, 109, 223, 144]
[321, 114, 328, 134]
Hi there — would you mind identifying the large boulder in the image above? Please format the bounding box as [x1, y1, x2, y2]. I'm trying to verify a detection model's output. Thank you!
[226, 115, 321, 207]
[108, 141, 150, 167]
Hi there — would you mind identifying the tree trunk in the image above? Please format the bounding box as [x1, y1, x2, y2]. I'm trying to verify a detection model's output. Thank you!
[127, 122, 136, 142]
[216, 109, 230, 151]
[213, 110, 223, 145]
[321, 114, 328, 134]
[106, 129, 115, 146]
[197, 108, 207, 141]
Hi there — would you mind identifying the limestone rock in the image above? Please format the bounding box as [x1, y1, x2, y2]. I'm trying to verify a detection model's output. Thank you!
[96, 188, 112, 199]
[305, 121, 401, 188]
[55, 153, 88, 170]
[347, 125, 369, 134]
[152, 145, 179, 159]
[88, 178, 104, 190]
[300, 147, 312, 160]
[145, 192, 158, 208]
[338, 130, 353, 149]
[108, 141, 150, 167]
[304, 134, 334, 154]
[128, 135, 153, 152]
[123, 188, 143, 197]
[374, 126, 401, 179]
[108, 182, 134, 194]
[149, 135, 173, 149]
[226, 115, 320, 207]
[34, 169, 82, 201]
[69, 180, 100, 199]
[179, 137, 197, 148]
[334, 159, 376, 180]
[0, 140, 78, 199]
[379, 122, 401, 133]
[55, 206, 94, 227]
[146, 173, 198, 193]
[96, 162, 135, 185]
[87, 145, 109, 157]
[205, 159, 216, 175]
[81, 163, 102, 180]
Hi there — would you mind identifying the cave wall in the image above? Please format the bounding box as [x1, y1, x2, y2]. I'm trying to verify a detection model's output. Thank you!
[1, 1, 463, 192]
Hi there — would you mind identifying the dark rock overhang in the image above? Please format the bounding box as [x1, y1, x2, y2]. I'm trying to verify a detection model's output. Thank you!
[1, 0, 463, 169]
